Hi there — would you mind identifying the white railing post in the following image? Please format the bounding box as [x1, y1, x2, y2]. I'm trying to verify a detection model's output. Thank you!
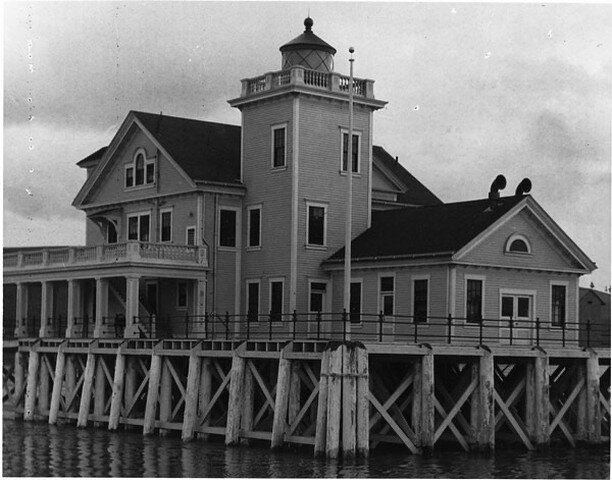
[17, 252, 23, 267]
[42, 250, 49, 266]
[68, 247, 75, 263]
[291, 65, 305, 86]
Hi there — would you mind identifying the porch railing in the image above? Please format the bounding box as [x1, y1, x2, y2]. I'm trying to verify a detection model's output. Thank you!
[3, 241, 208, 270]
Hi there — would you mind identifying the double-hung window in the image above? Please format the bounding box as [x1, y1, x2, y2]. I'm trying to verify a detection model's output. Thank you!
[125, 149, 155, 188]
[350, 281, 362, 324]
[551, 284, 567, 327]
[127, 213, 150, 242]
[307, 203, 326, 246]
[341, 131, 360, 173]
[271, 125, 286, 168]
[269, 279, 284, 322]
[413, 278, 429, 323]
[160, 209, 172, 242]
[219, 209, 237, 248]
[186, 226, 196, 246]
[379, 276, 395, 316]
[246, 281, 260, 322]
[466, 279, 484, 323]
[247, 206, 261, 248]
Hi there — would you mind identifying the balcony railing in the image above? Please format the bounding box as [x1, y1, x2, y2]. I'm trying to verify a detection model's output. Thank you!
[240, 66, 375, 100]
[3, 241, 208, 271]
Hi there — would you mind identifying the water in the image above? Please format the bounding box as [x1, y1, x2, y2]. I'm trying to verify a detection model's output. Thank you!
[2, 420, 609, 478]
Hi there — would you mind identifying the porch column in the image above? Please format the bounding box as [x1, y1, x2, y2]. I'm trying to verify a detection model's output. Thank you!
[125, 276, 140, 330]
[39, 281, 53, 338]
[65, 279, 81, 338]
[195, 278, 207, 317]
[94, 278, 109, 338]
[15, 282, 27, 338]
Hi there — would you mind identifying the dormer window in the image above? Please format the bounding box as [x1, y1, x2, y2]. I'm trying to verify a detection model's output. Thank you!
[505, 234, 531, 254]
[125, 149, 155, 188]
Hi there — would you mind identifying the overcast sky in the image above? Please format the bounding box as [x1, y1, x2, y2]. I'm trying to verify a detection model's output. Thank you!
[3, 2, 611, 288]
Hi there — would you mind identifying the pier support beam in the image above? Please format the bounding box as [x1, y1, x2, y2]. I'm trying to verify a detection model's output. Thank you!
[65, 356, 77, 413]
[474, 349, 494, 451]
[314, 350, 330, 457]
[158, 359, 172, 436]
[226, 352, 246, 445]
[23, 348, 40, 421]
[271, 346, 292, 449]
[355, 346, 369, 457]
[198, 359, 212, 441]
[412, 349, 434, 452]
[342, 344, 357, 458]
[93, 357, 106, 426]
[586, 351, 601, 444]
[143, 354, 162, 436]
[534, 353, 550, 446]
[108, 349, 126, 430]
[77, 353, 96, 427]
[182, 353, 202, 442]
[325, 344, 343, 458]
[48, 346, 66, 425]
[38, 355, 50, 413]
[240, 361, 254, 445]
[13, 351, 25, 406]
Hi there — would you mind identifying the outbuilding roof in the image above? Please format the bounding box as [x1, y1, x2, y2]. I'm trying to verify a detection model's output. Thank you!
[326, 195, 526, 262]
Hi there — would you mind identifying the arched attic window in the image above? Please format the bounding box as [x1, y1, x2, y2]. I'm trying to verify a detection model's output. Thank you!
[125, 148, 155, 188]
[505, 234, 531, 254]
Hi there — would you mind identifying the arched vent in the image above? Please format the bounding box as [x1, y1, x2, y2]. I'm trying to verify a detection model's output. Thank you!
[505, 234, 531, 254]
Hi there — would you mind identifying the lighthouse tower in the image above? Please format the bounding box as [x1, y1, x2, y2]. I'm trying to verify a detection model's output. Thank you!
[229, 18, 386, 320]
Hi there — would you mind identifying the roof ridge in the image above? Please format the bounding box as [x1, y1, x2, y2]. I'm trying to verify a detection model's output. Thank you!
[131, 110, 240, 129]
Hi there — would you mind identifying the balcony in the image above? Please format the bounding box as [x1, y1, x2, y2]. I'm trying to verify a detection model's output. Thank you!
[236, 66, 377, 101]
[3, 241, 208, 272]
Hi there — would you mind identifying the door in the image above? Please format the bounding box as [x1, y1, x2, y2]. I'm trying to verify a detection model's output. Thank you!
[499, 294, 533, 345]
[308, 282, 328, 338]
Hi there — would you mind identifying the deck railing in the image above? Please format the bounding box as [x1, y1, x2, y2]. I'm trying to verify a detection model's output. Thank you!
[241, 66, 375, 100]
[13, 312, 604, 349]
[3, 241, 208, 271]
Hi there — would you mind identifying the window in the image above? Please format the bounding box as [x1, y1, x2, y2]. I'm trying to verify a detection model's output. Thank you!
[107, 222, 117, 244]
[309, 282, 327, 313]
[125, 149, 155, 188]
[269, 279, 284, 322]
[177, 282, 188, 309]
[246, 281, 260, 322]
[219, 209, 237, 247]
[413, 278, 428, 323]
[341, 131, 360, 173]
[466, 279, 483, 323]
[186, 226, 196, 246]
[350, 281, 362, 324]
[551, 284, 566, 327]
[379, 276, 394, 316]
[160, 209, 172, 242]
[307, 203, 327, 246]
[127, 213, 150, 241]
[248, 206, 261, 248]
[501, 295, 531, 319]
[505, 234, 531, 254]
[271, 125, 286, 168]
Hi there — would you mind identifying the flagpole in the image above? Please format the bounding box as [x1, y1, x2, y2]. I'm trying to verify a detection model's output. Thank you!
[343, 47, 355, 328]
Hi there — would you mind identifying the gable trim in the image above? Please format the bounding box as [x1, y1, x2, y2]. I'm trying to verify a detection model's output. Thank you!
[452, 197, 595, 272]
[372, 160, 405, 192]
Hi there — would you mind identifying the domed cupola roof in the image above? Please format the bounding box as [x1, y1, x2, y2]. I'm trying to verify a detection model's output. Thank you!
[279, 18, 336, 72]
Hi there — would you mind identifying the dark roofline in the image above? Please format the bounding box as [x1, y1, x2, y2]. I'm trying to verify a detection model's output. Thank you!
[76, 146, 108, 167]
[130, 110, 241, 130]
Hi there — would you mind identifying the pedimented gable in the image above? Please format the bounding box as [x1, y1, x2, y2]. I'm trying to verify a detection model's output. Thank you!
[79, 121, 194, 207]
[372, 162, 403, 193]
[458, 205, 590, 272]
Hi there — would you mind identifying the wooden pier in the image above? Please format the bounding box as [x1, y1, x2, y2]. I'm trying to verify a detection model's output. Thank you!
[3, 339, 610, 457]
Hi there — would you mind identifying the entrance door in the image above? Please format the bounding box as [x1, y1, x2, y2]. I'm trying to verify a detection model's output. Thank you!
[308, 282, 328, 338]
[499, 294, 533, 345]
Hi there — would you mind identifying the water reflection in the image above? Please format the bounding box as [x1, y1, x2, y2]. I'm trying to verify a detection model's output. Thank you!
[3, 420, 610, 478]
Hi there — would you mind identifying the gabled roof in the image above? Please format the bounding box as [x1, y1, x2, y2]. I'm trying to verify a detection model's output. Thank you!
[372, 146, 442, 206]
[327, 196, 525, 262]
[132, 111, 241, 184]
[76, 146, 108, 167]
[580, 288, 610, 307]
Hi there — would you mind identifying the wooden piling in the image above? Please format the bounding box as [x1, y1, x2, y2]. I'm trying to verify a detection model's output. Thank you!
[586, 351, 601, 444]
[271, 349, 292, 449]
[469, 361, 480, 447]
[342, 343, 357, 458]
[420, 350, 435, 452]
[108, 350, 126, 431]
[65, 356, 76, 413]
[143, 354, 162, 436]
[158, 359, 172, 436]
[123, 356, 136, 423]
[576, 363, 588, 442]
[77, 353, 96, 427]
[325, 344, 343, 458]
[225, 353, 246, 445]
[182, 354, 202, 442]
[198, 358, 212, 441]
[314, 349, 330, 456]
[23, 349, 40, 421]
[355, 346, 369, 457]
[13, 351, 25, 406]
[533, 354, 550, 446]
[240, 362, 254, 445]
[38, 355, 50, 414]
[49, 347, 66, 425]
[288, 362, 301, 428]
[524, 362, 536, 440]
[93, 357, 106, 426]
[475, 349, 494, 451]
[411, 357, 422, 448]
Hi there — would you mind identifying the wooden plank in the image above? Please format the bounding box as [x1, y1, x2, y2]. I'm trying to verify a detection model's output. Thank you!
[524, 362, 536, 439]
[548, 400, 576, 447]
[240, 362, 255, 445]
[476, 350, 494, 451]
[198, 359, 212, 441]
[225, 353, 246, 445]
[369, 368, 413, 430]
[285, 435, 316, 445]
[342, 344, 357, 457]
[13, 351, 25, 408]
[288, 383, 319, 436]
[124, 369, 151, 418]
[433, 397, 470, 451]
[586, 352, 602, 443]
[367, 391, 419, 454]
[495, 378, 526, 431]
[314, 350, 330, 457]
[249, 361, 276, 411]
[534, 355, 550, 446]
[198, 369, 231, 425]
[166, 359, 187, 399]
[23, 350, 40, 421]
[356, 347, 369, 458]
[420, 351, 435, 451]
[182, 354, 202, 442]
[549, 377, 584, 432]
[325, 344, 343, 458]
[143, 354, 162, 436]
[93, 357, 107, 425]
[271, 351, 292, 449]
[288, 362, 301, 429]
[38, 355, 51, 414]
[411, 359, 422, 448]
[434, 376, 477, 445]
[76, 353, 96, 427]
[107, 351, 126, 431]
[494, 390, 534, 450]
[48, 348, 66, 425]
[158, 358, 173, 436]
